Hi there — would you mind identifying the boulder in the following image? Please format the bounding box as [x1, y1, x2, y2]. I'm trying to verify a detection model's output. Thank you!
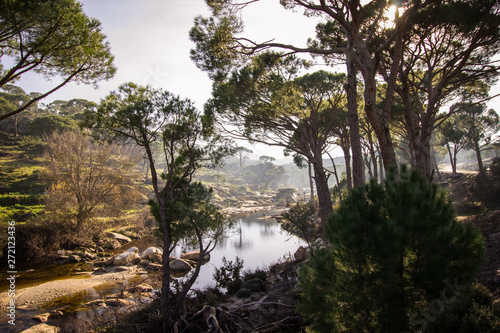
[141, 246, 163, 259]
[274, 188, 299, 205]
[113, 266, 131, 272]
[68, 254, 81, 263]
[131, 257, 142, 265]
[294, 246, 309, 262]
[125, 246, 139, 254]
[169, 259, 192, 272]
[146, 263, 162, 271]
[113, 252, 139, 266]
[149, 251, 163, 263]
[180, 251, 210, 262]
[106, 298, 135, 307]
[20, 324, 61, 333]
[32, 313, 51, 323]
[106, 232, 132, 244]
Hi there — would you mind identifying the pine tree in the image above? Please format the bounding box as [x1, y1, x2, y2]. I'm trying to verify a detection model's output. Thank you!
[298, 166, 485, 332]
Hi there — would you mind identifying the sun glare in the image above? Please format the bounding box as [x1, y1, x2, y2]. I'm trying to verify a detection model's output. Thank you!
[382, 5, 398, 29]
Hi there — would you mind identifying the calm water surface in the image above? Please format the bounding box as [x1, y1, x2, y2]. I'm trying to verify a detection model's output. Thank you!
[172, 210, 305, 288]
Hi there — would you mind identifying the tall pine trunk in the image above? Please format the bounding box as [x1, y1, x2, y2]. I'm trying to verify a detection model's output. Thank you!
[346, 52, 365, 187]
[312, 158, 333, 239]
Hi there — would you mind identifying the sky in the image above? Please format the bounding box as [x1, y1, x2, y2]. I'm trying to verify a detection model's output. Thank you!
[9, 0, 500, 159]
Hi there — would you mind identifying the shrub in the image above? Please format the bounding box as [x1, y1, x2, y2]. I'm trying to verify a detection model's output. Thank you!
[213, 256, 244, 294]
[298, 166, 485, 333]
[475, 157, 500, 210]
[426, 284, 500, 332]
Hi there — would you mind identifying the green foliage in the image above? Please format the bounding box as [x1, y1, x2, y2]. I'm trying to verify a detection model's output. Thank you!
[425, 284, 500, 333]
[29, 114, 78, 137]
[298, 166, 485, 333]
[475, 157, 500, 210]
[213, 256, 244, 293]
[0, 0, 115, 121]
[280, 199, 318, 244]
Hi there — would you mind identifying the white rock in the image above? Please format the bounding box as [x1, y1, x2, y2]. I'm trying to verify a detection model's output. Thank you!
[141, 246, 163, 259]
[113, 252, 139, 266]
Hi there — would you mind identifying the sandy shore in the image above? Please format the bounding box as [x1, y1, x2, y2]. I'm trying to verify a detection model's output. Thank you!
[0, 267, 143, 310]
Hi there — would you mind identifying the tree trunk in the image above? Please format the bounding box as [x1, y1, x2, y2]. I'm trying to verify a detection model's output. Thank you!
[308, 161, 315, 201]
[328, 153, 342, 201]
[446, 144, 457, 174]
[342, 144, 353, 193]
[362, 74, 398, 173]
[312, 159, 333, 239]
[144, 139, 173, 332]
[346, 52, 365, 187]
[475, 143, 485, 174]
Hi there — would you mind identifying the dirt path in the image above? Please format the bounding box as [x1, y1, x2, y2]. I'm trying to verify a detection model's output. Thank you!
[0, 267, 143, 310]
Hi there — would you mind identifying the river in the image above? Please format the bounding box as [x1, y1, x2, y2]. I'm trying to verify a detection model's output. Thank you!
[0, 210, 305, 331]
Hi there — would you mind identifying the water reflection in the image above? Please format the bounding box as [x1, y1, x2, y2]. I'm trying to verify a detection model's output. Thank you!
[173, 210, 305, 289]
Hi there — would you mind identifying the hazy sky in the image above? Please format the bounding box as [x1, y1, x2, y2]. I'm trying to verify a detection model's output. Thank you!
[19, 0, 319, 109]
[11, 0, 500, 158]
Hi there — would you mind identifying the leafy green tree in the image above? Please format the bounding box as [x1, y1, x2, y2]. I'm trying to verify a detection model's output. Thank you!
[389, 0, 500, 179]
[280, 199, 318, 246]
[206, 54, 346, 231]
[0, 0, 115, 122]
[436, 114, 467, 174]
[29, 114, 78, 137]
[233, 146, 253, 175]
[458, 103, 500, 174]
[259, 155, 275, 164]
[298, 166, 485, 332]
[83, 82, 232, 332]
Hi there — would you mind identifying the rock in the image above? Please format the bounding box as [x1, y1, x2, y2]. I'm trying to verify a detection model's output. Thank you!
[106, 298, 135, 307]
[68, 254, 81, 262]
[129, 283, 153, 293]
[125, 246, 139, 254]
[180, 251, 210, 263]
[169, 259, 192, 272]
[113, 251, 139, 266]
[294, 246, 309, 262]
[105, 257, 115, 266]
[141, 246, 163, 259]
[85, 299, 105, 307]
[20, 323, 61, 333]
[113, 266, 131, 272]
[146, 263, 162, 271]
[49, 310, 63, 318]
[32, 313, 51, 323]
[274, 188, 299, 205]
[106, 232, 132, 244]
[149, 251, 163, 263]
[131, 257, 142, 265]
[241, 278, 266, 292]
[83, 251, 95, 260]
[93, 260, 107, 267]
[92, 267, 106, 274]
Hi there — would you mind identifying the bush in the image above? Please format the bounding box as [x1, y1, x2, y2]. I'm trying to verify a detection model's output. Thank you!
[213, 256, 244, 294]
[475, 157, 500, 210]
[243, 268, 268, 282]
[425, 284, 500, 332]
[298, 166, 485, 333]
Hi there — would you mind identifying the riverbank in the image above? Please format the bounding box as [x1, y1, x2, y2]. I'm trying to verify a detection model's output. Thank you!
[0, 267, 144, 310]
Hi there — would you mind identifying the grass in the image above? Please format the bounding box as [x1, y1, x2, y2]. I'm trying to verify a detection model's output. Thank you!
[0, 132, 47, 226]
[0, 132, 45, 194]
